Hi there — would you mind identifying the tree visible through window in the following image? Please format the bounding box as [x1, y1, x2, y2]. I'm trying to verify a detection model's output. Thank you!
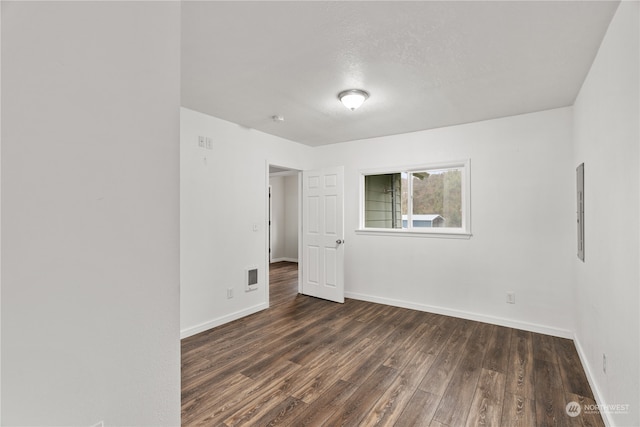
[402, 168, 462, 228]
[362, 162, 468, 233]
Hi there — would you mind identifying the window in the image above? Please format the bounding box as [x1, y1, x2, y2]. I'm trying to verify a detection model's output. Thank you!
[359, 160, 471, 237]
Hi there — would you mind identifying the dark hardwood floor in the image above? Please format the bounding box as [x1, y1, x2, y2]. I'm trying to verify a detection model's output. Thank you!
[182, 262, 604, 427]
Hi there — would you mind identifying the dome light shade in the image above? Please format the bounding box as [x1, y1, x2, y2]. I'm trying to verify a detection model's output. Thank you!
[338, 89, 369, 111]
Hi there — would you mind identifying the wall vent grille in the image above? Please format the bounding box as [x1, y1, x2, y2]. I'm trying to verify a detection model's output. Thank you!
[246, 267, 258, 291]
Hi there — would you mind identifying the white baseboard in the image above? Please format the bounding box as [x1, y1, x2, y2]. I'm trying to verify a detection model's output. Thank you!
[344, 291, 574, 339]
[270, 257, 298, 263]
[573, 334, 613, 427]
[180, 302, 268, 339]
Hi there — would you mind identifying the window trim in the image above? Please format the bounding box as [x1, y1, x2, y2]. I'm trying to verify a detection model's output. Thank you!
[357, 160, 472, 239]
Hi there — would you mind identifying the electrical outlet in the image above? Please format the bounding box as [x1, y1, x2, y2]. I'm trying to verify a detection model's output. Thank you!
[227, 288, 234, 299]
[506, 292, 516, 304]
[603, 353, 607, 374]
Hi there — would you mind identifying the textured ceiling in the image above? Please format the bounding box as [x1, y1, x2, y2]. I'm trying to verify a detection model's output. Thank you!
[181, 1, 619, 146]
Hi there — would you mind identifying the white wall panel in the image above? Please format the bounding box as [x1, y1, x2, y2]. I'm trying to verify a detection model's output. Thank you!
[2, 3, 181, 425]
[180, 108, 312, 337]
[573, 3, 639, 425]
[283, 175, 299, 261]
[313, 108, 575, 336]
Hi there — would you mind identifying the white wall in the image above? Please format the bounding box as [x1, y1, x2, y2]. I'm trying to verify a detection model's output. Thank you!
[0, 2, 3, 421]
[314, 108, 575, 337]
[573, 2, 639, 425]
[180, 108, 311, 338]
[1, 2, 180, 426]
[283, 175, 299, 261]
[269, 176, 286, 261]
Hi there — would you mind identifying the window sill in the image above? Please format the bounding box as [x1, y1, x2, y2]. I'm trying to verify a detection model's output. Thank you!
[355, 228, 472, 240]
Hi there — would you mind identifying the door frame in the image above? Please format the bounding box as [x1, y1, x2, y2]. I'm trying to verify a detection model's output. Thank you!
[266, 162, 304, 306]
[268, 184, 272, 264]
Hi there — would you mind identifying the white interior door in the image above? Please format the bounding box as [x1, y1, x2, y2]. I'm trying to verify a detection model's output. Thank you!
[302, 166, 344, 303]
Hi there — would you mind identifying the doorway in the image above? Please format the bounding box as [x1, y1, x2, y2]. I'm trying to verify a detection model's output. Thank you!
[268, 165, 301, 302]
[267, 164, 346, 305]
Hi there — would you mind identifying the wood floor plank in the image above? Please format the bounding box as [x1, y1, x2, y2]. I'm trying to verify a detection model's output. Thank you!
[501, 392, 537, 427]
[226, 348, 347, 425]
[384, 316, 445, 371]
[465, 368, 506, 427]
[238, 305, 345, 379]
[188, 362, 300, 426]
[322, 364, 399, 426]
[395, 389, 440, 426]
[359, 306, 413, 343]
[420, 316, 459, 358]
[328, 316, 378, 353]
[185, 360, 301, 426]
[222, 361, 306, 426]
[291, 337, 378, 404]
[328, 300, 375, 331]
[359, 350, 437, 426]
[181, 373, 254, 425]
[355, 302, 389, 324]
[287, 315, 367, 365]
[483, 325, 512, 373]
[554, 337, 594, 398]
[181, 262, 605, 427]
[534, 357, 570, 427]
[432, 323, 495, 426]
[181, 347, 274, 405]
[183, 293, 318, 358]
[250, 395, 306, 427]
[183, 299, 328, 387]
[418, 318, 477, 396]
[239, 327, 331, 379]
[182, 356, 212, 379]
[286, 379, 359, 426]
[505, 329, 536, 399]
[532, 332, 557, 363]
[340, 310, 415, 385]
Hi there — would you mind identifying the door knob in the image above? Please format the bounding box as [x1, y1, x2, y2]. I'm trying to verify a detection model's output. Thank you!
[336, 239, 344, 245]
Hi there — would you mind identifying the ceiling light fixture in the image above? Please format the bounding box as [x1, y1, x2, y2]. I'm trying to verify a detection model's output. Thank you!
[338, 89, 369, 111]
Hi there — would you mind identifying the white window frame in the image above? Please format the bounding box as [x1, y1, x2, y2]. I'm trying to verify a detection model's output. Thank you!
[356, 160, 471, 239]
